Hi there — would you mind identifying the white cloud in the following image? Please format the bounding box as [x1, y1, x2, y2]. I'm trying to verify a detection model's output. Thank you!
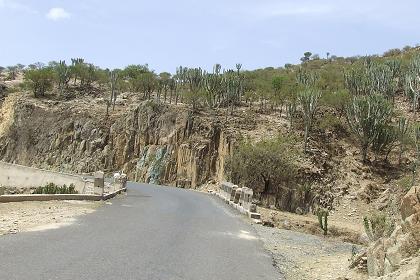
[0, 0, 37, 13]
[46, 7, 70, 21]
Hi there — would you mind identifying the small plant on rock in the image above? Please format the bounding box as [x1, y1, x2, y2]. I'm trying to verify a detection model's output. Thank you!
[316, 208, 329, 236]
[363, 212, 395, 242]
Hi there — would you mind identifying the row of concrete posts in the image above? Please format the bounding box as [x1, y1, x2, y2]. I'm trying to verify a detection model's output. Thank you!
[213, 182, 261, 220]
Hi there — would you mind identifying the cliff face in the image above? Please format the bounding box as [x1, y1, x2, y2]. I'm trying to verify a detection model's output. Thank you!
[0, 95, 232, 188]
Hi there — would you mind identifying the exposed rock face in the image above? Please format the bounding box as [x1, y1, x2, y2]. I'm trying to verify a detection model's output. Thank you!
[0, 97, 231, 189]
[367, 186, 420, 279]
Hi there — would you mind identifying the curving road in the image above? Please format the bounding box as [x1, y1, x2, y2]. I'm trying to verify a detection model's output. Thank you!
[0, 182, 282, 280]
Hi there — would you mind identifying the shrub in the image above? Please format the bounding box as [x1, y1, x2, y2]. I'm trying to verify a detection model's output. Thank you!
[363, 212, 395, 242]
[24, 67, 55, 97]
[34, 183, 78, 194]
[226, 135, 300, 195]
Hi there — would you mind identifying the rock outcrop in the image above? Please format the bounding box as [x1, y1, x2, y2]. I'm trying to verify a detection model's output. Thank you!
[367, 186, 420, 279]
[0, 96, 231, 188]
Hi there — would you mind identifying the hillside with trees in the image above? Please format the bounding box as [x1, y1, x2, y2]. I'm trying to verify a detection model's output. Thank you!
[0, 45, 420, 279]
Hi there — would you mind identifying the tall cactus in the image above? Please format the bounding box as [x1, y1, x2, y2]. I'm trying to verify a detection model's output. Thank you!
[405, 56, 420, 115]
[412, 124, 420, 187]
[298, 88, 321, 153]
[70, 58, 84, 85]
[296, 67, 319, 88]
[317, 208, 329, 236]
[286, 101, 297, 130]
[204, 64, 223, 108]
[55, 60, 70, 95]
[346, 94, 393, 162]
[397, 117, 410, 165]
[184, 67, 204, 110]
[108, 70, 118, 115]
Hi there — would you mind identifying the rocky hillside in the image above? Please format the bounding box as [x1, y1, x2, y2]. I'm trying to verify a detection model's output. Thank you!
[1, 61, 419, 278]
[1, 90, 292, 188]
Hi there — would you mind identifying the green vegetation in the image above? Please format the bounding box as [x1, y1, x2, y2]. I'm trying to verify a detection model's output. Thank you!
[24, 67, 55, 97]
[363, 212, 395, 242]
[316, 208, 329, 236]
[226, 136, 299, 195]
[346, 94, 393, 162]
[0, 45, 417, 168]
[34, 183, 78, 194]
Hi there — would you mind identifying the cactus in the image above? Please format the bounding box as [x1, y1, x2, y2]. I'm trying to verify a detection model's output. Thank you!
[317, 208, 329, 236]
[107, 70, 118, 116]
[286, 101, 297, 129]
[184, 67, 204, 110]
[298, 88, 321, 153]
[346, 94, 393, 162]
[345, 59, 396, 100]
[411, 124, 420, 187]
[204, 64, 223, 108]
[296, 67, 319, 88]
[363, 213, 394, 242]
[405, 59, 420, 115]
[55, 60, 70, 95]
[397, 117, 410, 165]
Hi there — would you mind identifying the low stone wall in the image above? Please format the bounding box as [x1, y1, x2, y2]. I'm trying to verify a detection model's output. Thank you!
[0, 161, 93, 194]
[213, 182, 260, 220]
[0, 161, 128, 198]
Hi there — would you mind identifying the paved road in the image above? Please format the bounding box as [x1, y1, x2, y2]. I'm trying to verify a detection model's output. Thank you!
[0, 183, 282, 280]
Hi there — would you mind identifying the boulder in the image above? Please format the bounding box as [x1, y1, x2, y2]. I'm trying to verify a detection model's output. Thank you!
[400, 186, 420, 220]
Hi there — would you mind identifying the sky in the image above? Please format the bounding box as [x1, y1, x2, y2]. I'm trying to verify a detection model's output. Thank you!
[0, 0, 419, 73]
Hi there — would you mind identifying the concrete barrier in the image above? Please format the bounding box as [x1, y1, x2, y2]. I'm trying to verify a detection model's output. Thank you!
[0, 161, 128, 202]
[214, 182, 261, 220]
[0, 161, 93, 194]
[0, 187, 127, 203]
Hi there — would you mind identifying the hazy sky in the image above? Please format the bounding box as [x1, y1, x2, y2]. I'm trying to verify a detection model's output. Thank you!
[1, 0, 419, 73]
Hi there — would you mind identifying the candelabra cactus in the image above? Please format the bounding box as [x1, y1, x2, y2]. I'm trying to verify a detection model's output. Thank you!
[296, 67, 319, 88]
[405, 55, 420, 115]
[317, 208, 329, 236]
[397, 117, 410, 165]
[108, 70, 118, 115]
[286, 101, 297, 129]
[346, 94, 393, 162]
[185, 67, 204, 111]
[56, 60, 70, 95]
[298, 88, 321, 153]
[412, 124, 420, 187]
[204, 64, 223, 108]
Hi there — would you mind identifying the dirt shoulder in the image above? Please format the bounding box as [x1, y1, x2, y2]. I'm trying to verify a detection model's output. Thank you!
[252, 223, 367, 280]
[0, 200, 102, 235]
[258, 206, 366, 245]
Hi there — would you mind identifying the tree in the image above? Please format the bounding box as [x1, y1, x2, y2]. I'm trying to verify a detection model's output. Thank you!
[6, 66, 18, 80]
[226, 136, 299, 196]
[346, 94, 393, 162]
[24, 67, 55, 97]
[139, 72, 157, 100]
[298, 88, 322, 153]
[300, 52, 312, 63]
[158, 72, 171, 102]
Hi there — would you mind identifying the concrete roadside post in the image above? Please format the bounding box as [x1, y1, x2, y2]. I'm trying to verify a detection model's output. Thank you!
[94, 171, 105, 196]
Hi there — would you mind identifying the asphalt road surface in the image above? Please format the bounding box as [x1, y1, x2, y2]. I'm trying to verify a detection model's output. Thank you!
[0, 182, 282, 280]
